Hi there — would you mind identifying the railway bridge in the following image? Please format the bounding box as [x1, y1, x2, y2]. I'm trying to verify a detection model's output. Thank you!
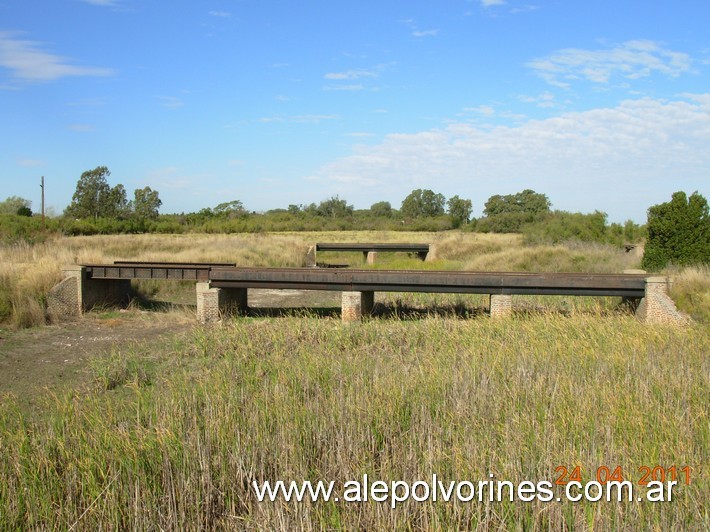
[47, 261, 687, 325]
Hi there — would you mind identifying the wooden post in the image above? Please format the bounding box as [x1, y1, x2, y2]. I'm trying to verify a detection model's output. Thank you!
[40, 176, 45, 231]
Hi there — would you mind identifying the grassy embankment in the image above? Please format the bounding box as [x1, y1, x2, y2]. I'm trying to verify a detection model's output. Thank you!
[0, 232, 708, 529]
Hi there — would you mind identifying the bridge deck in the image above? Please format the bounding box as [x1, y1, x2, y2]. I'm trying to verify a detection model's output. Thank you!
[210, 267, 646, 297]
[84, 263, 647, 298]
[315, 243, 429, 253]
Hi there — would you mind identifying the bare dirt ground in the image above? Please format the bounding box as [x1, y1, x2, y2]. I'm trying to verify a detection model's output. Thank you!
[0, 312, 193, 413]
[0, 289, 342, 413]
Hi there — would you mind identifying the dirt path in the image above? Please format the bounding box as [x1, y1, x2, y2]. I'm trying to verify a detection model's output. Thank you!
[0, 289, 341, 413]
[0, 311, 194, 413]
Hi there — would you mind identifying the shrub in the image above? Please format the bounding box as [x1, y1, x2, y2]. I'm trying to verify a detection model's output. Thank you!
[0, 214, 56, 245]
[642, 191, 710, 271]
[522, 211, 613, 245]
[476, 212, 536, 233]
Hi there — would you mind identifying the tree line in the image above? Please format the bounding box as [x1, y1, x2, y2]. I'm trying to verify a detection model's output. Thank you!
[1, 166, 708, 270]
[63, 166, 162, 221]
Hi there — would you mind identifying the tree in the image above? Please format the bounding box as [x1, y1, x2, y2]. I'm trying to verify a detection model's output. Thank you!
[370, 201, 393, 218]
[401, 189, 445, 218]
[303, 203, 319, 215]
[623, 219, 643, 243]
[213, 200, 245, 219]
[133, 187, 162, 220]
[316, 196, 353, 218]
[106, 184, 131, 219]
[642, 191, 710, 270]
[483, 189, 551, 217]
[65, 166, 120, 219]
[446, 195, 473, 228]
[480, 189, 551, 233]
[0, 196, 32, 215]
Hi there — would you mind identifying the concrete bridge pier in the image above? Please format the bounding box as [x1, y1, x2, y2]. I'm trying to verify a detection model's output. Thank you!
[47, 265, 131, 319]
[489, 294, 513, 318]
[304, 246, 317, 267]
[341, 291, 375, 322]
[196, 283, 248, 324]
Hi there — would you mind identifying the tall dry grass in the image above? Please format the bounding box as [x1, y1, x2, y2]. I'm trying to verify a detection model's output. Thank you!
[668, 264, 710, 323]
[0, 233, 312, 327]
[1, 231, 706, 328]
[1, 315, 707, 529]
[0, 252, 63, 328]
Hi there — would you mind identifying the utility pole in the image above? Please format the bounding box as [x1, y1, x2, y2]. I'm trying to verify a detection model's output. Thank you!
[40, 176, 45, 231]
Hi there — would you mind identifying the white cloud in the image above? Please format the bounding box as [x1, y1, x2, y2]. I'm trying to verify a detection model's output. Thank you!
[510, 5, 539, 14]
[292, 114, 339, 123]
[324, 69, 378, 80]
[528, 40, 692, 89]
[518, 91, 556, 108]
[260, 114, 339, 124]
[209, 11, 231, 18]
[480, 0, 506, 7]
[324, 67, 384, 91]
[0, 31, 114, 83]
[412, 29, 439, 38]
[17, 158, 44, 167]
[324, 84, 366, 92]
[463, 105, 496, 116]
[400, 19, 439, 38]
[308, 95, 710, 222]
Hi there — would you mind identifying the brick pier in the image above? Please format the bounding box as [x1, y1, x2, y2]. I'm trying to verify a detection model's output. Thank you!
[47, 266, 131, 319]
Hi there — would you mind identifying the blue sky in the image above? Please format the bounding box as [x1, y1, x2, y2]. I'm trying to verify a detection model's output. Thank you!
[1, 0, 708, 223]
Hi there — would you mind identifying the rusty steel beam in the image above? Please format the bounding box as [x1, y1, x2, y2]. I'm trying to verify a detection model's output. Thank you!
[209, 267, 647, 298]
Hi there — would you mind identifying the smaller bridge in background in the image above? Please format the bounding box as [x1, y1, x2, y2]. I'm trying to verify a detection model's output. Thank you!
[307, 243, 429, 266]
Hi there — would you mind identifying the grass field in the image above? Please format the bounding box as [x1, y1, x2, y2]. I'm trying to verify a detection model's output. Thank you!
[0, 232, 708, 529]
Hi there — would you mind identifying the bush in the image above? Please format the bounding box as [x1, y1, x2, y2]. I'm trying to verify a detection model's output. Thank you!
[642, 191, 710, 271]
[0, 214, 56, 245]
[522, 211, 613, 245]
[476, 212, 536, 233]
